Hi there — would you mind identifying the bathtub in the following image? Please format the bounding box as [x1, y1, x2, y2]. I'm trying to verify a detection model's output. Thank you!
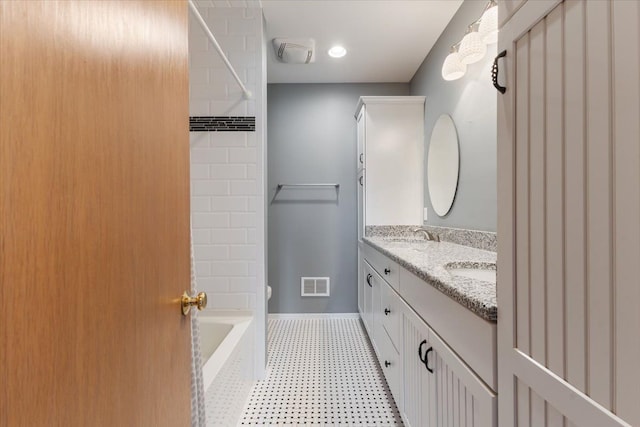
[199, 314, 254, 426]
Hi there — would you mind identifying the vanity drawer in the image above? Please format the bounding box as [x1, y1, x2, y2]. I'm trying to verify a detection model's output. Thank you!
[377, 325, 402, 405]
[363, 243, 399, 291]
[380, 280, 402, 352]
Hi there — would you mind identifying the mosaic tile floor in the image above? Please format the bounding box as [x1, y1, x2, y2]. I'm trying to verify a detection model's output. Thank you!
[240, 318, 403, 426]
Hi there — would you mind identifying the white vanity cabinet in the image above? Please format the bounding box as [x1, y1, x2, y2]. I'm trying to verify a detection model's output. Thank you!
[361, 243, 497, 427]
[401, 282, 497, 427]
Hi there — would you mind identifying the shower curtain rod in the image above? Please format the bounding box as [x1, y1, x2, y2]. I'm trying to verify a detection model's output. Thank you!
[188, 0, 253, 100]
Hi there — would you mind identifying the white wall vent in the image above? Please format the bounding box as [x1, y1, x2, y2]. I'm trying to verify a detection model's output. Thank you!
[300, 277, 330, 297]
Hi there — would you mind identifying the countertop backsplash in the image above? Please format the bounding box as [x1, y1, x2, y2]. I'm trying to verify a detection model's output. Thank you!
[365, 225, 497, 252]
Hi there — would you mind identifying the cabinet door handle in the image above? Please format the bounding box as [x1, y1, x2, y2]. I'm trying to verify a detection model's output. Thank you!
[384, 268, 391, 275]
[359, 175, 363, 186]
[492, 50, 507, 94]
[425, 347, 434, 373]
[359, 153, 364, 164]
[366, 273, 372, 287]
[384, 360, 391, 368]
[418, 340, 434, 373]
[384, 308, 391, 315]
[418, 340, 427, 362]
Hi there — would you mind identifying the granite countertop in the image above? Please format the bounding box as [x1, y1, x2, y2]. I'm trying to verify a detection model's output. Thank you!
[363, 236, 497, 322]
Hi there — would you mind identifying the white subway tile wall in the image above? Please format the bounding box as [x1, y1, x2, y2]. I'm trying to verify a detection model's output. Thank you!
[189, 5, 263, 311]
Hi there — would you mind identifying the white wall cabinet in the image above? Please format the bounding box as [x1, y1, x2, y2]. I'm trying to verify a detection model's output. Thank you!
[498, 1, 640, 426]
[355, 96, 424, 229]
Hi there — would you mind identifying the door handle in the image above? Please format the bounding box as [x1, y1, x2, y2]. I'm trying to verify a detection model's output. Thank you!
[359, 175, 363, 186]
[181, 291, 207, 315]
[366, 273, 372, 287]
[492, 50, 507, 94]
[359, 153, 364, 164]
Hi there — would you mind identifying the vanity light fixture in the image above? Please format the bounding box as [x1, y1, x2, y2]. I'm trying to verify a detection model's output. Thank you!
[441, 0, 498, 81]
[442, 42, 466, 81]
[478, 0, 498, 44]
[328, 45, 347, 58]
[458, 21, 487, 65]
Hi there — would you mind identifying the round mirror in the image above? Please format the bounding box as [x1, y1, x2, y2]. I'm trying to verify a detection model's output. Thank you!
[427, 114, 459, 217]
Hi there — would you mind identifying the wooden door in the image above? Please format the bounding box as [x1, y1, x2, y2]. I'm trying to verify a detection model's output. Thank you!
[498, 1, 640, 426]
[0, 1, 191, 426]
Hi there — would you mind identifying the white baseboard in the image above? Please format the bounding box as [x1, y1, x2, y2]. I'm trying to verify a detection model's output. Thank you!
[268, 312, 361, 320]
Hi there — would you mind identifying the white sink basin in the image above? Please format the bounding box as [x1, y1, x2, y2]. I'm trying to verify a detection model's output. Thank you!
[447, 267, 496, 283]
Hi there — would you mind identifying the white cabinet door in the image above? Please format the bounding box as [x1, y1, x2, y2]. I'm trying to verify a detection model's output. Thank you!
[357, 248, 364, 315]
[402, 303, 436, 427]
[357, 170, 364, 242]
[402, 300, 496, 427]
[362, 261, 374, 337]
[356, 108, 365, 171]
[429, 330, 496, 427]
[498, 1, 640, 425]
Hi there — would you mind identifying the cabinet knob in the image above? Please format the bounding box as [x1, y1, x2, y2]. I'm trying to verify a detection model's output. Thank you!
[384, 268, 391, 275]
[384, 360, 391, 368]
[384, 308, 391, 315]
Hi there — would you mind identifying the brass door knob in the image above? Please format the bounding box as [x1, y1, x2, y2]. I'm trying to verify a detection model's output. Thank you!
[181, 291, 207, 316]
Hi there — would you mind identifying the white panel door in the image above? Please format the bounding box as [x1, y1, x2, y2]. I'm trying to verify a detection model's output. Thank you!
[402, 303, 435, 427]
[429, 329, 497, 427]
[363, 261, 374, 337]
[497, 1, 640, 426]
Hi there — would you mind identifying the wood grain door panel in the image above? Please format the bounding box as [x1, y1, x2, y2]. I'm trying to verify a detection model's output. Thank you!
[0, 1, 191, 425]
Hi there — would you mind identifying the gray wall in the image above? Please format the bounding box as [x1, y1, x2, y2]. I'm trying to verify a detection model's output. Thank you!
[411, 0, 498, 232]
[267, 83, 410, 313]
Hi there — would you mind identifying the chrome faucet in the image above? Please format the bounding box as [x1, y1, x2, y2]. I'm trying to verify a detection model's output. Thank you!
[412, 227, 440, 242]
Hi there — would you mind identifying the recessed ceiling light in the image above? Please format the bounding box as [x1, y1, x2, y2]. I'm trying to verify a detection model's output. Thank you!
[328, 46, 347, 58]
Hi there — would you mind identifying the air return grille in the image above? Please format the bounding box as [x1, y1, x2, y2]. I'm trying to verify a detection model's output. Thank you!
[300, 277, 330, 297]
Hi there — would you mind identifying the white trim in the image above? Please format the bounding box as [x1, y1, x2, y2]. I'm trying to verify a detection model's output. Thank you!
[355, 96, 426, 117]
[512, 350, 631, 427]
[268, 313, 361, 320]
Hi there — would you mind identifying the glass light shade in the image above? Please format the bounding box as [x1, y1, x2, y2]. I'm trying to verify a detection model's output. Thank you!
[458, 31, 487, 65]
[478, 5, 498, 44]
[442, 52, 466, 81]
[328, 46, 347, 58]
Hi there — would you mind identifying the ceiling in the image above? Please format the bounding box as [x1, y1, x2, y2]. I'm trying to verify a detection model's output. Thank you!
[261, 0, 463, 84]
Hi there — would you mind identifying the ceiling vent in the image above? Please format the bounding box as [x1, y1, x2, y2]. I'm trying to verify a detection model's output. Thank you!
[272, 38, 315, 64]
